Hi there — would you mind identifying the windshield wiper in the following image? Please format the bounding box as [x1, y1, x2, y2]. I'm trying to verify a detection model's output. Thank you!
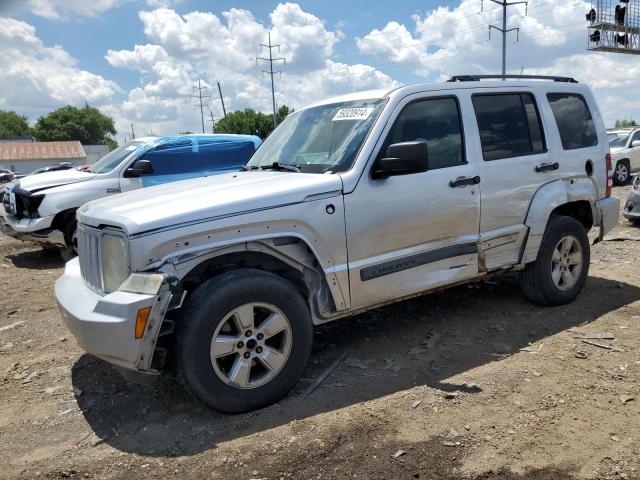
[260, 162, 301, 173]
[240, 165, 261, 171]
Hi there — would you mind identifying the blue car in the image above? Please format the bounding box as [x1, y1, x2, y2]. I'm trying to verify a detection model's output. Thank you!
[1, 134, 261, 254]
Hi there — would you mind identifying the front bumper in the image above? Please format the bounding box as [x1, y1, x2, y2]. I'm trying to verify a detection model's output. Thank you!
[596, 196, 621, 239]
[55, 257, 171, 374]
[623, 188, 640, 220]
[0, 209, 65, 247]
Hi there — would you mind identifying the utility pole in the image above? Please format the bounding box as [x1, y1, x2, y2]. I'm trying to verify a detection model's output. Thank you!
[217, 81, 227, 118]
[484, 0, 528, 76]
[208, 108, 216, 132]
[257, 32, 285, 129]
[191, 79, 211, 134]
[130, 123, 135, 140]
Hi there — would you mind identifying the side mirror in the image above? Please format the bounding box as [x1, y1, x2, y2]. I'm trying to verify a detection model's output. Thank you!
[124, 159, 153, 178]
[373, 141, 429, 179]
[632, 140, 640, 148]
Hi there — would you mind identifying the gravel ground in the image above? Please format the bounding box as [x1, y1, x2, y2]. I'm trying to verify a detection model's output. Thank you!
[0, 185, 639, 480]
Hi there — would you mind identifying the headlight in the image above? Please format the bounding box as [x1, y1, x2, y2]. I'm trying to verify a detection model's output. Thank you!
[118, 273, 165, 295]
[101, 233, 129, 292]
[634, 175, 640, 191]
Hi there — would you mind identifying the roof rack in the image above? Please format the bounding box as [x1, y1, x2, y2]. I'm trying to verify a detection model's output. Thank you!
[448, 75, 578, 83]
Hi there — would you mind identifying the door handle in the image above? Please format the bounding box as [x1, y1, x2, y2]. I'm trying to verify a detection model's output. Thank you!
[535, 162, 559, 173]
[449, 175, 481, 188]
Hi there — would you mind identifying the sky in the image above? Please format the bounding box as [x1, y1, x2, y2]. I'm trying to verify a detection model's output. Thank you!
[0, 0, 638, 141]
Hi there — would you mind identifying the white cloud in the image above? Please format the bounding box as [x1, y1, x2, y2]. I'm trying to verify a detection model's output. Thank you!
[356, 0, 639, 125]
[0, 17, 119, 118]
[106, 3, 399, 136]
[0, 0, 128, 19]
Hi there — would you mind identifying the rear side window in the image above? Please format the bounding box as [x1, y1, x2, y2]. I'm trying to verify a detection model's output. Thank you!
[546, 93, 598, 150]
[472, 93, 546, 161]
[382, 97, 466, 170]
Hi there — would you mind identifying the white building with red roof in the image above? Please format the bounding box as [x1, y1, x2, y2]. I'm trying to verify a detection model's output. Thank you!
[0, 141, 87, 174]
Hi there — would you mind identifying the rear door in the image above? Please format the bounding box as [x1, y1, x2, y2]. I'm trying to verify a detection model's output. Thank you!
[468, 89, 554, 269]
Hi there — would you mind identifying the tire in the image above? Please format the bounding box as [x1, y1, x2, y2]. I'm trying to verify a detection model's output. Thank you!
[613, 159, 631, 186]
[175, 269, 313, 413]
[520, 215, 590, 306]
[62, 217, 78, 256]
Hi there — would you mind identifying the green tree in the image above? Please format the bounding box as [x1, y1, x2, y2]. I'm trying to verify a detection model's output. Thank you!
[214, 105, 292, 139]
[0, 110, 31, 138]
[614, 119, 638, 128]
[33, 104, 117, 147]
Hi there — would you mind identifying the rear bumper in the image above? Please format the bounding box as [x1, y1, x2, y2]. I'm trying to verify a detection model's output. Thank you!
[623, 189, 640, 220]
[0, 209, 65, 246]
[596, 196, 621, 239]
[55, 257, 171, 374]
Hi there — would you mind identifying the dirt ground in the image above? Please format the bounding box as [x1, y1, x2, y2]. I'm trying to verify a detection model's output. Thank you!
[1, 185, 639, 480]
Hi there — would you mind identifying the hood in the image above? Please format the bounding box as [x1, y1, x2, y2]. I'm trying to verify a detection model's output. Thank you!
[78, 171, 343, 235]
[15, 169, 95, 193]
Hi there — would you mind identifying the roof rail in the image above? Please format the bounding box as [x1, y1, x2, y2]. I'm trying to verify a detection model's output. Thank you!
[448, 74, 578, 83]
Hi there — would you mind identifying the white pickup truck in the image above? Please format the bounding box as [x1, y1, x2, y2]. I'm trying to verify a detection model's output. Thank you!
[55, 75, 619, 413]
[1, 134, 261, 254]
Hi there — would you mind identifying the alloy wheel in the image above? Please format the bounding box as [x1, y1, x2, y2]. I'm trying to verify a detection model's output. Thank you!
[550, 235, 583, 291]
[210, 302, 292, 389]
[615, 162, 629, 184]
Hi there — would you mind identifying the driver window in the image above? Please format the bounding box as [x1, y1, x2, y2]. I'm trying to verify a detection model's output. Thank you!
[632, 131, 640, 145]
[381, 97, 466, 170]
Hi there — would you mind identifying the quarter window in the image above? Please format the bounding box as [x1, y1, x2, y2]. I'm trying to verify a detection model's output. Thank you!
[472, 93, 546, 161]
[546, 93, 598, 150]
[382, 97, 465, 170]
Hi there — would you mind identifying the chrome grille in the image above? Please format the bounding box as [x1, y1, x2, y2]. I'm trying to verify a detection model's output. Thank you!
[77, 224, 103, 293]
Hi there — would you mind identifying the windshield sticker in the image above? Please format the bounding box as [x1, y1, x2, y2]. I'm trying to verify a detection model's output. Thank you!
[332, 107, 374, 122]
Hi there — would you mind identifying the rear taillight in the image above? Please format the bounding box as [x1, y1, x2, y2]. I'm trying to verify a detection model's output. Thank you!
[605, 153, 613, 198]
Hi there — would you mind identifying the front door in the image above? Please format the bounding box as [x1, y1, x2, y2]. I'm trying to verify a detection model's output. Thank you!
[629, 129, 640, 172]
[344, 94, 481, 310]
[120, 158, 143, 192]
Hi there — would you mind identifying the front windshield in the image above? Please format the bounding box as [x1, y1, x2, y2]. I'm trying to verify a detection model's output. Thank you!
[245, 99, 385, 173]
[609, 134, 629, 148]
[90, 141, 144, 174]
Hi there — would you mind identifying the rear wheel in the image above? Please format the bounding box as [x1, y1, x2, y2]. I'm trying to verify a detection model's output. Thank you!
[176, 269, 313, 413]
[520, 215, 590, 306]
[613, 159, 630, 186]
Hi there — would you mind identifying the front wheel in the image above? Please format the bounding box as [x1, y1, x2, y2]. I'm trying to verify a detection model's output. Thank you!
[176, 269, 313, 413]
[520, 215, 590, 306]
[63, 217, 78, 255]
[613, 159, 630, 186]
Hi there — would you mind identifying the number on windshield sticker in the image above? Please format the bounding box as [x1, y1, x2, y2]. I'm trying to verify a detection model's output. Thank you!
[332, 108, 374, 122]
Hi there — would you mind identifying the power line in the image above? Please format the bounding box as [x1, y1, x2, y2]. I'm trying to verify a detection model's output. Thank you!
[191, 79, 211, 134]
[483, 0, 529, 75]
[257, 32, 286, 129]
